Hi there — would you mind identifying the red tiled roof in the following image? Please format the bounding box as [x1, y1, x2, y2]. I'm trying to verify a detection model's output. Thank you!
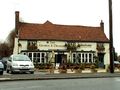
[18, 21, 109, 42]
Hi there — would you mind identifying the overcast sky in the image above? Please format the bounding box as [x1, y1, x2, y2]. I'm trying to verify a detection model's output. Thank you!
[0, 0, 120, 55]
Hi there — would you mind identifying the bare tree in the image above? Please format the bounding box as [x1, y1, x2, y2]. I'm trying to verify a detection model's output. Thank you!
[0, 42, 11, 57]
[6, 29, 16, 53]
[118, 55, 120, 61]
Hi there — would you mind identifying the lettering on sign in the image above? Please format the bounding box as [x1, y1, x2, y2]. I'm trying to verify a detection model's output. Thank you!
[39, 44, 64, 47]
[39, 43, 92, 47]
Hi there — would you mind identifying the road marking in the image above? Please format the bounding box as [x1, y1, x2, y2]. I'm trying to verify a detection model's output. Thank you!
[0, 78, 11, 80]
[114, 78, 120, 82]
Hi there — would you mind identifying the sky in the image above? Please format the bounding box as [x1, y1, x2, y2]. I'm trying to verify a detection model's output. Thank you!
[0, 0, 120, 55]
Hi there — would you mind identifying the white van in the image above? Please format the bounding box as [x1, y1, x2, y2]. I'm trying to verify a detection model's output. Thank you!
[6, 54, 34, 74]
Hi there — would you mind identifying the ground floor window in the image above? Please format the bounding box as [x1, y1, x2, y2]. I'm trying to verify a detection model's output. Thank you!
[22, 51, 95, 64]
[22, 52, 47, 64]
[72, 53, 94, 63]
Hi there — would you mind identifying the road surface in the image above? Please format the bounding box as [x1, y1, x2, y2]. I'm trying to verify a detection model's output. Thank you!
[0, 78, 120, 90]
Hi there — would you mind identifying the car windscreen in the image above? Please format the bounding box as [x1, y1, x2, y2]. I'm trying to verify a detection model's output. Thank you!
[13, 55, 31, 61]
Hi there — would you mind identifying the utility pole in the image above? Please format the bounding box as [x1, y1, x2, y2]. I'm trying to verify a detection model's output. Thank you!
[109, 0, 114, 73]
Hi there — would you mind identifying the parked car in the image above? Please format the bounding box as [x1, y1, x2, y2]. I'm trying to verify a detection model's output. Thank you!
[114, 61, 120, 68]
[0, 61, 4, 75]
[0, 59, 7, 71]
[6, 54, 34, 74]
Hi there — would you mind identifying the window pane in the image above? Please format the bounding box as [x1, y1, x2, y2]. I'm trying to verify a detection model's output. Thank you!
[78, 54, 81, 63]
[42, 58, 44, 63]
[73, 54, 76, 63]
[89, 54, 92, 62]
[42, 53, 44, 57]
[37, 53, 40, 57]
[34, 53, 36, 57]
[82, 54, 84, 63]
[29, 53, 32, 57]
[85, 54, 87, 63]
[37, 58, 40, 63]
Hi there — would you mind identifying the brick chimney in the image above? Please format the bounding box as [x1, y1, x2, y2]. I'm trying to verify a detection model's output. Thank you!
[100, 20, 104, 31]
[15, 11, 19, 35]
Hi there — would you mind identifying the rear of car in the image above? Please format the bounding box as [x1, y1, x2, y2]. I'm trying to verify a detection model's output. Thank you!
[0, 61, 4, 75]
[6, 54, 34, 74]
[114, 61, 120, 68]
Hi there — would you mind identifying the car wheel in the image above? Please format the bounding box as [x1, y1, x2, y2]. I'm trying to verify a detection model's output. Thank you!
[10, 70, 14, 74]
[6, 69, 9, 73]
[0, 71, 3, 75]
[10, 67, 14, 74]
[30, 71, 34, 74]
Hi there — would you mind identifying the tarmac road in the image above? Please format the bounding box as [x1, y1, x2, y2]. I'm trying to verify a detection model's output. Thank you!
[0, 78, 120, 90]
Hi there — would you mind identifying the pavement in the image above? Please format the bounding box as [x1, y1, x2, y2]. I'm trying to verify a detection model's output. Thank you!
[0, 69, 120, 82]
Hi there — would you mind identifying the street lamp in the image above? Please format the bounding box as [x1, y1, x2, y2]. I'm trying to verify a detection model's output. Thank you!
[109, 0, 114, 73]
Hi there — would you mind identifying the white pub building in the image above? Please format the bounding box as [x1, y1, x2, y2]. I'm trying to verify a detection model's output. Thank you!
[13, 11, 110, 69]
